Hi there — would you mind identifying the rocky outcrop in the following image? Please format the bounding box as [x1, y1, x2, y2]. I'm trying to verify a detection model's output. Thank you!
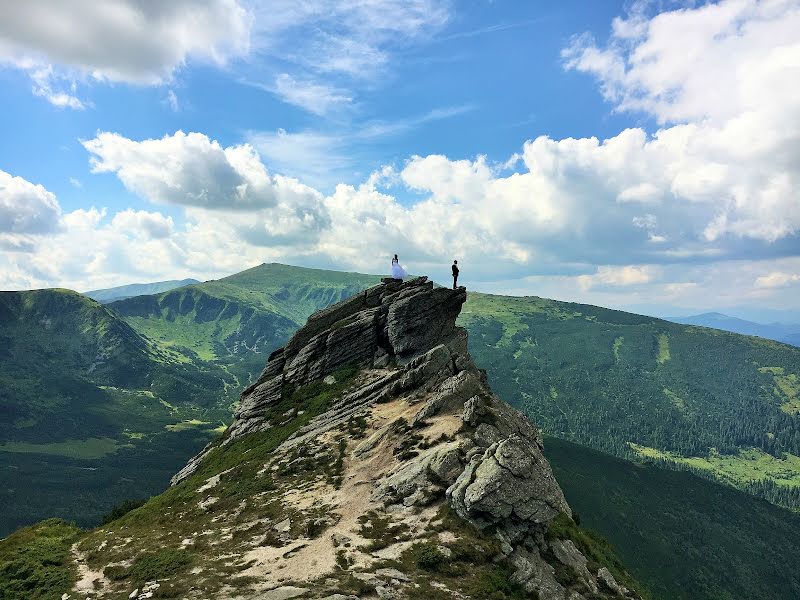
[168, 276, 639, 600]
[174, 277, 467, 471]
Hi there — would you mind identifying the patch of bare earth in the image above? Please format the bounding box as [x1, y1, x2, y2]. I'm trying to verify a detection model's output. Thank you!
[240, 395, 452, 587]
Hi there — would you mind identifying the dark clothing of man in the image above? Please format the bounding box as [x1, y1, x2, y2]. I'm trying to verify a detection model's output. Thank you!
[452, 263, 459, 289]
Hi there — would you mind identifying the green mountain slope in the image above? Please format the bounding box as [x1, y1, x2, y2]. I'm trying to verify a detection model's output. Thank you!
[109, 263, 383, 385]
[459, 293, 800, 509]
[5, 265, 800, 598]
[545, 436, 800, 600]
[0, 289, 236, 536]
[0, 266, 382, 536]
[84, 278, 200, 304]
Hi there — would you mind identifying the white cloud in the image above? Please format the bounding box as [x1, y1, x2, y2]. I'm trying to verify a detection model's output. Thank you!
[0, 0, 251, 106]
[249, 0, 449, 112]
[29, 65, 86, 109]
[0, 169, 61, 234]
[576, 265, 655, 291]
[559, 0, 800, 243]
[165, 90, 179, 112]
[247, 105, 475, 189]
[2, 1, 799, 316]
[69, 177, 82, 189]
[755, 272, 800, 289]
[272, 74, 352, 116]
[562, 0, 800, 125]
[0, 1, 251, 84]
[111, 209, 174, 239]
[82, 131, 323, 215]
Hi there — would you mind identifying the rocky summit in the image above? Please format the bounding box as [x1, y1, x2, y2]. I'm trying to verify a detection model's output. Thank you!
[71, 277, 642, 599]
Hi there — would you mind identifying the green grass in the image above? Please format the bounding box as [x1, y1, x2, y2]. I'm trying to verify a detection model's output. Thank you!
[0, 518, 82, 600]
[629, 443, 800, 488]
[107, 547, 194, 585]
[0, 437, 124, 459]
[389, 505, 530, 600]
[0, 288, 238, 535]
[662, 388, 685, 412]
[613, 336, 624, 361]
[655, 333, 670, 364]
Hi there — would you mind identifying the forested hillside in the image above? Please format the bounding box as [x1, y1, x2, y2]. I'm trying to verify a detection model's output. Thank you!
[545, 437, 800, 600]
[0, 289, 236, 535]
[0, 266, 381, 535]
[459, 293, 800, 509]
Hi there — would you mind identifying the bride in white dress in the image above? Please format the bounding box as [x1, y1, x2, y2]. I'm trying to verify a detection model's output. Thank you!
[390, 254, 408, 280]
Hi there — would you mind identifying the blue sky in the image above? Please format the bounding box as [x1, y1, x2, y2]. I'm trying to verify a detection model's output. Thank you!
[0, 0, 798, 321]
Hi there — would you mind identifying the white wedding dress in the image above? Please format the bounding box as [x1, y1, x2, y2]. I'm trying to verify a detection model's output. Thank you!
[391, 259, 408, 280]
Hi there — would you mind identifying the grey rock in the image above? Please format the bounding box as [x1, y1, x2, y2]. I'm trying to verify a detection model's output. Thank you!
[413, 370, 483, 424]
[273, 518, 291, 532]
[473, 422, 502, 447]
[551, 539, 597, 593]
[164, 274, 623, 600]
[387, 284, 465, 359]
[255, 587, 308, 600]
[597, 567, 630, 596]
[373, 348, 390, 368]
[375, 442, 461, 505]
[375, 567, 410, 581]
[375, 586, 396, 599]
[447, 435, 569, 529]
[510, 546, 565, 598]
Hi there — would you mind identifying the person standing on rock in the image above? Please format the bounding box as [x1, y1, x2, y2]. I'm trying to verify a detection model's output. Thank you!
[452, 260, 460, 289]
[391, 254, 408, 280]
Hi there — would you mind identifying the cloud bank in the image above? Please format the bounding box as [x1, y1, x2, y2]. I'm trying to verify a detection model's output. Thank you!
[0, 0, 797, 313]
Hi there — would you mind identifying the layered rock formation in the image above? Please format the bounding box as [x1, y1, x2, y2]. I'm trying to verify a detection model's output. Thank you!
[165, 276, 639, 599]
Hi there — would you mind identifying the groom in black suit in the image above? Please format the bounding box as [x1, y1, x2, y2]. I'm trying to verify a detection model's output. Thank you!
[452, 260, 459, 289]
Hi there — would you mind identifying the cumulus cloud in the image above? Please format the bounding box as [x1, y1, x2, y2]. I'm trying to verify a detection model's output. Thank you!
[560, 0, 800, 243]
[562, 0, 800, 125]
[111, 209, 174, 239]
[0, 0, 251, 106]
[2, 1, 799, 314]
[0, 169, 61, 234]
[82, 131, 324, 216]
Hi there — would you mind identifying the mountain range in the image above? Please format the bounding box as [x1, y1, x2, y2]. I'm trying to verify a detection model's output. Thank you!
[2, 264, 799, 599]
[2, 277, 650, 600]
[665, 312, 800, 347]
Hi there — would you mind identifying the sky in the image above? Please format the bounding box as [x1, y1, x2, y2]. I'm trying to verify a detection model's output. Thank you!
[0, 0, 798, 321]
